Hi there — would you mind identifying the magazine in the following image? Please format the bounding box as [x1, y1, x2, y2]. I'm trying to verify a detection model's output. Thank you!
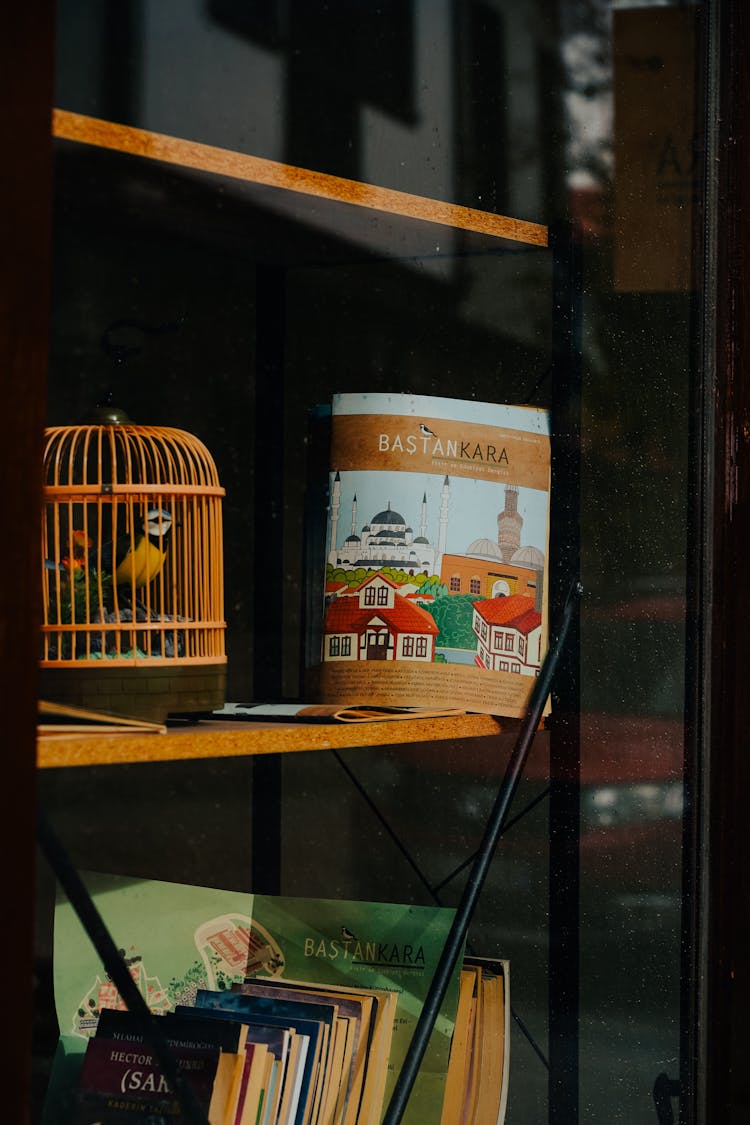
[309, 392, 550, 718]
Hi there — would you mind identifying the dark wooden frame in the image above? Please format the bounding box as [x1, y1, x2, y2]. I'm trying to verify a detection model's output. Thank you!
[1, 6, 55, 1120]
[3, 2, 750, 1121]
[704, 1, 750, 1121]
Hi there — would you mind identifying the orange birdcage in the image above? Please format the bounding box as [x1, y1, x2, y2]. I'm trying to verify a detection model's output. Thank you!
[40, 403, 226, 721]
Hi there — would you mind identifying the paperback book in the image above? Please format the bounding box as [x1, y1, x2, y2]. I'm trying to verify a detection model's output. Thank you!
[308, 392, 550, 719]
[47, 873, 463, 1125]
[440, 958, 510, 1125]
[72, 1036, 241, 1124]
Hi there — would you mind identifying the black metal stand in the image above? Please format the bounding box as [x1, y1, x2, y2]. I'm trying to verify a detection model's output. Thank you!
[380, 578, 582, 1125]
[37, 813, 211, 1125]
[251, 262, 287, 896]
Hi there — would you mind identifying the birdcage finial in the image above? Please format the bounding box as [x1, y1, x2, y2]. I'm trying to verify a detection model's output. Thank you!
[83, 391, 132, 426]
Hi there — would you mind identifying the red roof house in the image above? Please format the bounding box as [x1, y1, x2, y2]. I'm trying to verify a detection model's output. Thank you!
[471, 594, 543, 674]
[323, 574, 438, 663]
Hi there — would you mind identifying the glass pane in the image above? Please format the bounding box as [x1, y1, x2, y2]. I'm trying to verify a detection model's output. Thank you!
[37, 3, 707, 1124]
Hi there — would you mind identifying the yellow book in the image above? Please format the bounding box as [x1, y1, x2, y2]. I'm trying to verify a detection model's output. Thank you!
[462, 958, 510, 1125]
[278, 1031, 309, 1125]
[236, 1041, 270, 1125]
[440, 969, 476, 1125]
[462, 967, 482, 1125]
[210, 1051, 246, 1125]
[471, 975, 502, 1125]
[317, 1015, 350, 1125]
[341, 986, 396, 1125]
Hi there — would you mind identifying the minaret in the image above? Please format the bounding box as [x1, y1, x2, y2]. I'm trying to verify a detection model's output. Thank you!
[437, 476, 450, 571]
[329, 471, 341, 557]
[497, 484, 522, 562]
[351, 493, 358, 537]
[420, 492, 428, 539]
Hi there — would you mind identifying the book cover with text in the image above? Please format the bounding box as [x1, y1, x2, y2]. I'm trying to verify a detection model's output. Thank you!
[310, 392, 550, 718]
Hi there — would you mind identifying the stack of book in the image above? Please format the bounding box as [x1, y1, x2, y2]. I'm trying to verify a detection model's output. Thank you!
[71, 962, 511, 1125]
[72, 976, 399, 1125]
[50, 874, 510, 1124]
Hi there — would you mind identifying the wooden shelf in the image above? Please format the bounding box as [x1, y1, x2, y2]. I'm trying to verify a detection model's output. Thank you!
[52, 109, 548, 247]
[37, 712, 508, 769]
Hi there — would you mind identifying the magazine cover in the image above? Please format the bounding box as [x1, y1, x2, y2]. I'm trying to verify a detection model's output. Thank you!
[311, 392, 551, 718]
[47, 873, 462, 1125]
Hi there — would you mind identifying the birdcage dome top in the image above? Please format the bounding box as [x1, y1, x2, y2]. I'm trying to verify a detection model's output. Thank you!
[43, 421, 224, 495]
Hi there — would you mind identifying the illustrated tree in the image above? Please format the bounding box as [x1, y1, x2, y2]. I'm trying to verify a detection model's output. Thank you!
[425, 594, 483, 649]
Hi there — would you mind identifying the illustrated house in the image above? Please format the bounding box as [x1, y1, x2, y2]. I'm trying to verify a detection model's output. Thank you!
[471, 593, 543, 675]
[323, 573, 439, 662]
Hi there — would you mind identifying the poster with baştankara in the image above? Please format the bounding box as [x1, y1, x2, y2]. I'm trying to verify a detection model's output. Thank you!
[47, 874, 462, 1125]
[310, 392, 550, 719]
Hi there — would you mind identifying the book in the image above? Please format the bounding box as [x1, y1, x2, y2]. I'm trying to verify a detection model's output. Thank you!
[95, 1006, 250, 1054]
[50, 875, 463, 1125]
[439, 969, 475, 1125]
[232, 1041, 270, 1125]
[232, 978, 381, 1125]
[38, 698, 167, 736]
[192, 991, 329, 1125]
[439, 958, 510, 1125]
[211, 703, 465, 724]
[227, 980, 349, 1125]
[87, 1008, 269, 1125]
[308, 392, 551, 719]
[73, 1035, 242, 1123]
[172, 1008, 288, 1125]
[241, 978, 378, 1125]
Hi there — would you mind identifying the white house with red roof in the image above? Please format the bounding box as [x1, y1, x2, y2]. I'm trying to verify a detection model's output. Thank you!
[471, 593, 543, 675]
[323, 573, 439, 663]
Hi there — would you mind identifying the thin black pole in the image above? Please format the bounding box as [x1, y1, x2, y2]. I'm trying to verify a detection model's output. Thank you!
[251, 263, 287, 895]
[381, 578, 582, 1125]
[37, 812, 211, 1125]
[548, 219, 582, 1125]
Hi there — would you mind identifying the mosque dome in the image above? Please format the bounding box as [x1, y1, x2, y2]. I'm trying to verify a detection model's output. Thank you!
[511, 545, 545, 569]
[466, 537, 504, 560]
[371, 505, 405, 526]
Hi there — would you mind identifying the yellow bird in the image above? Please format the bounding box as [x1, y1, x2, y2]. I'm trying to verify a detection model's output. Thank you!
[102, 508, 175, 590]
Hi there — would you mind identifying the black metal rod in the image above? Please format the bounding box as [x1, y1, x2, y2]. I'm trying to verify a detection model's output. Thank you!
[381, 578, 582, 1125]
[511, 1004, 550, 1071]
[432, 786, 551, 894]
[331, 748, 442, 903]
[37, 812, 211, 1125]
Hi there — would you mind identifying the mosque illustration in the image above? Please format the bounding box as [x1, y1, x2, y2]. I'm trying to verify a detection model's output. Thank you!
[323, 475, 546, 672]
[327, 471, 447, 575]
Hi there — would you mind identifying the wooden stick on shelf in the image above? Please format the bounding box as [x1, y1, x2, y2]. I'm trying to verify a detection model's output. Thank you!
[52, 109, 548, 246]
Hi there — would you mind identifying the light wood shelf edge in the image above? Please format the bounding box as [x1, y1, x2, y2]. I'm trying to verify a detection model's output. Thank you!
[37, 713, 507, 768]
[52, 109, 548, 247]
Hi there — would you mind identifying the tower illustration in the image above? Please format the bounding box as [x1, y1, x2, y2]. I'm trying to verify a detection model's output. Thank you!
[497, 484, 523, 562]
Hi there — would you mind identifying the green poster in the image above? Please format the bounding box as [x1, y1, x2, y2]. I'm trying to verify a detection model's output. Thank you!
[49, 872, 462, 1124]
